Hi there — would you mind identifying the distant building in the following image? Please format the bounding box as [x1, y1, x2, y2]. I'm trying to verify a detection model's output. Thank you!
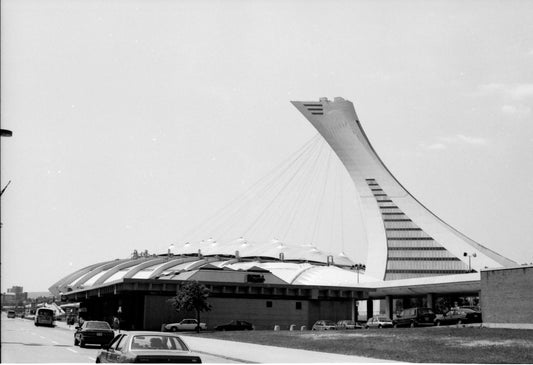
[2, 286, 28, 308]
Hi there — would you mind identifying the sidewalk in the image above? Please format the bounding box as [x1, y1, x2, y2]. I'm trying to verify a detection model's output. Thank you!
[54, 320, 392, 363]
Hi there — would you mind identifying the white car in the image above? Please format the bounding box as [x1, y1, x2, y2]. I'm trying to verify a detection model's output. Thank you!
[311, 320, 337, 330]
[365, 316, 393, 329]
[164, 319, 207, 332]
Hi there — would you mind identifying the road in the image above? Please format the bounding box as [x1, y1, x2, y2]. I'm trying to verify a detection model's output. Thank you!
[1, 313, 239, 363]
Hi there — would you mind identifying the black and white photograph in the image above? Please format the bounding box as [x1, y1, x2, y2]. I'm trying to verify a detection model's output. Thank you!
[1, 0, 533, 363]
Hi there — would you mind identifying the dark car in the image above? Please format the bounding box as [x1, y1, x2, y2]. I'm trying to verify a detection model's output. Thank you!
[435, 308, 482, 326]
[215, 320, 254, 331]
[393, 307, 436, 327]
[96, 332, 202, 363]
[7, 310, 16, 318]
[74, 320, 115, 348]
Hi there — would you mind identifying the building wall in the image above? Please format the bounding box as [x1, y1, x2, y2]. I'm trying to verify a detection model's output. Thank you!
[143, 295, 353, 331]
[480, 266, 533, 327]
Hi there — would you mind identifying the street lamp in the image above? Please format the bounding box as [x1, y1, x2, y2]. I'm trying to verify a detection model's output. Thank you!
[463, 252, 477, 272]
[1, 129, 13, 137]
[1, 129, 13, 197]
[353, 263, 366, 284]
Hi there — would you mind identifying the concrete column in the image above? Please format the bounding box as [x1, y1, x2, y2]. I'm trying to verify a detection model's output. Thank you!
[366, 299, 374, 320]
[385, 296, 393, 319]
[426, 293, 434, 311]
[402, 297, 410, 310]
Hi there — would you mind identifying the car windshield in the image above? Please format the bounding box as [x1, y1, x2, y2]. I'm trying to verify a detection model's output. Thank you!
[324, 321, 336, 325]
[418, 308, 434, 315]
[377, 317, 390, 321]
[131, 335, 188, 351]
[86, 321, 111, 329]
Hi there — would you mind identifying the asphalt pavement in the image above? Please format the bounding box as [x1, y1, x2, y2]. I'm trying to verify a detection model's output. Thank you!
[54, 320, 392, 363]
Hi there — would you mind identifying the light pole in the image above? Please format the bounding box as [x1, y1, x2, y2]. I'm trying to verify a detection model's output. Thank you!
[1, 129, 13, 197]
[463, 252, 477, 272]
[353, 263, 365, 284]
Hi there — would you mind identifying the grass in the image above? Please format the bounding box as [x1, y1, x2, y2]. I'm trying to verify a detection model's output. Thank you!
[191, 327, 533, 363]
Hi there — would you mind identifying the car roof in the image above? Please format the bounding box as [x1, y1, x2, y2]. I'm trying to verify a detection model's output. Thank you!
[123, 331, 186, 336]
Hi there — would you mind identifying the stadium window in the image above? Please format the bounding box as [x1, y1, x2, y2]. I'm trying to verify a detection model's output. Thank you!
[295, 302, 302, 310]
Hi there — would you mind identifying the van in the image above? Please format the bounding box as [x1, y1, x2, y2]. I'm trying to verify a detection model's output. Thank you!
[34, 307, 55, 327]
[393, 307, 436, 327]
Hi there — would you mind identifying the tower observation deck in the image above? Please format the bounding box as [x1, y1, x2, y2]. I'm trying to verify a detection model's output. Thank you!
[292, 97, 515, 281]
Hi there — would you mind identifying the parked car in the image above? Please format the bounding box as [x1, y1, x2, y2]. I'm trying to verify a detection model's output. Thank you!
[96, 331, 202, 363]
[434, 308, 482, 326]
[311, 320, 337, 330]
[164, 319, 207, 332]
[7, 310, 16, 318]
[74, 320, 115, 348]
[365, 316, 393, 329]
[393, 307, 436, 328]
[336, 320, 362, 329]
[215, 320, 254, 331]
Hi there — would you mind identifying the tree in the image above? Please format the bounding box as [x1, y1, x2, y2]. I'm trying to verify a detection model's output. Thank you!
[167, 281, 211, 333]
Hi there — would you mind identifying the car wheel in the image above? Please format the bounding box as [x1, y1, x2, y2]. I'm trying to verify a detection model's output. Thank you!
[171, 327, 178, 332]
[74, 338, 79, 346]
[79, 340, 85, 348]
[378, 324, 382, 329]
[410, 321, 415, 328]
[393, 323, 398, 328]
[458, 319, 462, 325]
[96, 358, 101, 363]
[436, 321, 441, 327]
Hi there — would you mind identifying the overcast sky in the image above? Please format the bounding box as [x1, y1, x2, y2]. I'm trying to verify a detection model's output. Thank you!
[2, 0, 533, 292]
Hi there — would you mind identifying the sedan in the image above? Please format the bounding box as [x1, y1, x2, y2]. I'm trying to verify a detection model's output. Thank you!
[96, 332, 202, 363]
[164, 319, 207, 332]
[365, 316, 393, 329]
[215, 320, 254, 331]
[74, 321, 115, 348]
[311, 320, 337, 331]
[336, 320, 362, 330]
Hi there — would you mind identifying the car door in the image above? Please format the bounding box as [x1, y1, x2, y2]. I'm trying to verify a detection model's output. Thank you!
[105, 334, 126, 363]
[179, 319, 190, 330]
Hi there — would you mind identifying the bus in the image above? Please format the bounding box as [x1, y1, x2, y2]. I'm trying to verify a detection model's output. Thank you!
[34, 307, 55, 327]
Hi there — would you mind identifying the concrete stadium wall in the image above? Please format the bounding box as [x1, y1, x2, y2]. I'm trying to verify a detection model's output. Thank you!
[480, 266, 533, 329]
[143, 295, 352, 331]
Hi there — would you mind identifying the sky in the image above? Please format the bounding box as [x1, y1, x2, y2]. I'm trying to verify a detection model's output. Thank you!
[1, 0, 532, 292]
